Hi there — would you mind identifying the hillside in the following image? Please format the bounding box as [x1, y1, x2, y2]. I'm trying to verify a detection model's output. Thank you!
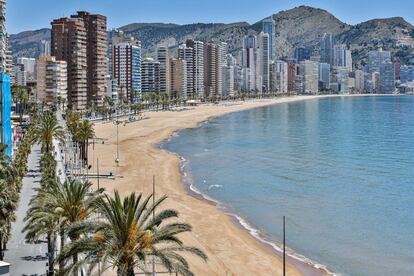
[9, 6, 414, 66]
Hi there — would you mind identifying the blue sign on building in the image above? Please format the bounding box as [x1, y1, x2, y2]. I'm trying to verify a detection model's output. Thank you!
[0, 73, 12, 157]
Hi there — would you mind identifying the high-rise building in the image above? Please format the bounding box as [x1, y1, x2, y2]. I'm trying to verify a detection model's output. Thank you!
[332, 67, 350, 94]
[169, 58, 187, 99]
[242, 35, 257, 91]
[258, 32, 270, 93]
[17, 57, 36, 80]
[203, 42, 219, 99]
[40, 40, 51, 56]
[318, 62, 330, 91]
[394, 57, 401, 80]
[320, 33, 334, 67]
[157, 46, 170, 95]
[400, 65, 414, 84]
[141, 58, 160, 94]
[113, 41, 142, 102]
[11, 64, 26, 86]
[355, 70, 365, 92]
[368, 49, 391, 73]
[51, 11, 107, 110]
[299, 60, 319, 94]
[270, 60, 288, 94]
[74, 12, 108, 106]
[37, 56, 68, 105]
[287, 63, 298, 93]
[262, 17, 276, 60]
[178, 44, 194, 98]
[186, 39, 204, 98]
[294, 47, 310, 63]
[333, 44, 346, 67]
[379, 61, 395, 93]
[51, 16, 87, 110]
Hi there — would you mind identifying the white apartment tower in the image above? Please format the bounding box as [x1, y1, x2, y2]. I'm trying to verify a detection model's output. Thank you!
[178, 44, 194, 98]
[258, 32, 270, 93]
[300, 60, 319, 94]
[37, 56, 68, 105]
[157, 46, 170, 95]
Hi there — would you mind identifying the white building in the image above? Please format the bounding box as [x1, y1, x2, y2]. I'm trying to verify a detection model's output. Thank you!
[258, 32, 270, 93]
[157, 45, 170, 95]
[17, 57, 36, 80]
[141, 58, 160, 94]
[270, 60, 288, 94]
[355, 69, 365, 92]
[37, 56, 68, 105]
[300, 60, 319, 94]
[178, 44, 194, 98]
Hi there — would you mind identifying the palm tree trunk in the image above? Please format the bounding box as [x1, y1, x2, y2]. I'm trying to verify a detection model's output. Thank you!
[0, 234, 3, 261]
[59, 229, 65, 273]
[47, 232, 55, 276]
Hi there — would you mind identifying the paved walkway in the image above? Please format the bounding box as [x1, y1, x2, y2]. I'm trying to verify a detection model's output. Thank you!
[4, 144, 47, 276]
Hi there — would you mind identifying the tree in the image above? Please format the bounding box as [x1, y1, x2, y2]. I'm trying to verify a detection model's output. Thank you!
[33, 111, 65, 154]
[58, 191, 207, 276]
[12, 85, 30, 126]
[33, 179, 103, 274]
[75, 120, 95, 166]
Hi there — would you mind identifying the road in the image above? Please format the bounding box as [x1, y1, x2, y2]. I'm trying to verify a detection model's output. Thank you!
[4, 144, 47, 276]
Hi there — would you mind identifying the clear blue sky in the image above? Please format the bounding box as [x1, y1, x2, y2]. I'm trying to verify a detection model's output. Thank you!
[7, 0, 414, 34]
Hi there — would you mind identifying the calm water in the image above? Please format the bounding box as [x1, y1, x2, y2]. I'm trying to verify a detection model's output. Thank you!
[164, 96, 414, 276]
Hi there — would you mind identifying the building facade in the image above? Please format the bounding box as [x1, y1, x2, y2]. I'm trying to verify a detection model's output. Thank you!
[113, 41, 142, 102]
[320, 33, 334, 67]
[262, 17, 276, 60]
[300, 60, 319, 94]
[157, 46, 170, 95]
[170, 58, 187, 99]
[141, 58, 160, 94]
[37, 56, 68, 105]
[51, 11, 107, 110]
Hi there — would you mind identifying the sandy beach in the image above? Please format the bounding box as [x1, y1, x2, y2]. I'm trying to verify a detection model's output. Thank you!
[91, 95, 332, 275]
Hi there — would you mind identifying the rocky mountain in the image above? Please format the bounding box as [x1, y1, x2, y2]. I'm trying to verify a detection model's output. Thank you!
[9, 6, 414, 66]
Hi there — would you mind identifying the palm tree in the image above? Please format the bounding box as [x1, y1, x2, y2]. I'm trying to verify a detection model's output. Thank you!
[12, 86, 30, 126]
[0, 155, 20, 261]
[34, 111, 65, 154]
[75, 120, 95, 166]
[24, 180, 60, 275]
[58, 191, 207, 276]
[30, 179, 103, 274]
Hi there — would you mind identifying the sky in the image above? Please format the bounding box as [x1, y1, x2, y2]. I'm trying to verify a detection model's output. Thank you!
[7, 0, 414, 34]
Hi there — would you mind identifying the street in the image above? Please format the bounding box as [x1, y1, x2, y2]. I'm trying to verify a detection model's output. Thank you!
[4, 144, 47, 276]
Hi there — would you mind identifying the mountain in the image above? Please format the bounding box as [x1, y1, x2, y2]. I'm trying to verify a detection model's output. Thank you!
[9, 28, 50, 59]
[8, 6, 414, 66]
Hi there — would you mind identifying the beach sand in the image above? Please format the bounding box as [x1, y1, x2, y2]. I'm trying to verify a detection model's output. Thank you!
[91, 96, 331, 275]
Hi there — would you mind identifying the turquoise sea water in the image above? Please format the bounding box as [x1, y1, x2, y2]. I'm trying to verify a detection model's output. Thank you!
[163, 96, 414, 276]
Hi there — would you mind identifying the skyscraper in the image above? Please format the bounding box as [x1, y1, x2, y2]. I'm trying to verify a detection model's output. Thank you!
[51, 11, 107, 109]
[74, 11, 108, 106]
[37, 56, 68, 105]
[262, 17, 276, 60]
[113, 41, 142, 102]
[355, 69, 365, 92]
[270, 60, 288, 94]
[40, 39, 51, 56]
[258, 32, 270, 93]
[157, 46, 170, 95]
[0, 73, 11, 156]
[300, 60, 319, 94]
[368, 49, 391, 73]
[242, 35, 257, 91]
[294, 47, 310, 63]
[141, 58, 160, 94]
[186, 39, 204, 98]
[318, 62, 330, 90]
[320, 33, 334, 67]
[203, 42, 219, 99]
[178, 44, 194, 98]
[51, 16, 87, 110]
[379, 61, 395, 93]
[169, 58, 187, 99]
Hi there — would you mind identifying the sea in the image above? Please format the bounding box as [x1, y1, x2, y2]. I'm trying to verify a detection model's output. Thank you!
[163, 96, 414, 276]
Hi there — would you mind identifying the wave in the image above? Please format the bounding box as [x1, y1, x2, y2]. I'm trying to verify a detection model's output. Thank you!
[207, 184, 223, 190]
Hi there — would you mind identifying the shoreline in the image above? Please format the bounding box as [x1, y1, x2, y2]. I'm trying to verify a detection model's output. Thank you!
[91, 94, 396, 275]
